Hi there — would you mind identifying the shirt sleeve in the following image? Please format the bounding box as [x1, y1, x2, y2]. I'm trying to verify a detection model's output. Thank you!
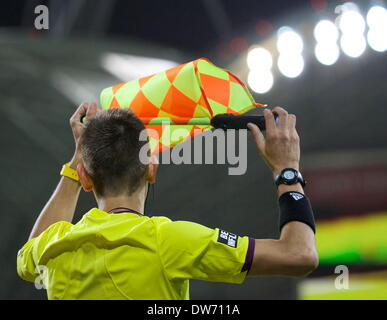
[155, 218, 255, 284]
[16, 221, 72, 282]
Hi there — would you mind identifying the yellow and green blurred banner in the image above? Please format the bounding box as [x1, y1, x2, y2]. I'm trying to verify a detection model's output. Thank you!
[316, 212, 387, 265]
[299, 270, 387, 300]
[300, 212, 387, 300]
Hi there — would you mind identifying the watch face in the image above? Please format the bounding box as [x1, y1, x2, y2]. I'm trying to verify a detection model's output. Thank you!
[276, 168, 305, 187]
[283, 170, 296, 180]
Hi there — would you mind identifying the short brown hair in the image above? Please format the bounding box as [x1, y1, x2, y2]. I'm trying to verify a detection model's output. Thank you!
[80, 108, 148, 196]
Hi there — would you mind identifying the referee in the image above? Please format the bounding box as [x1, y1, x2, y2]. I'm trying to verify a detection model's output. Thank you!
[17, 102, 318, 299]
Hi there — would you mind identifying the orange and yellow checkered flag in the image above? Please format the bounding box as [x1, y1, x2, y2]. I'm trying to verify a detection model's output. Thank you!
[100, 58, 263, 154]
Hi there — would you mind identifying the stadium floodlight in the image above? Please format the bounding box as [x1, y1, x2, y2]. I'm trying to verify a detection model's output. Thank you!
[247, 47, 273, 71]
[366, 6, 387, 30]
[339, 9, 366, 35]
[366, 6, 387, 52]
[367, 29, 387, 52]
[340, 34, 367, 58]
[247, 70, 273, 94]
[277, 54, 304, 78]
[314, 20, 339, 43]
[314, 43, 340, 65]
[277, 27, 304, 54]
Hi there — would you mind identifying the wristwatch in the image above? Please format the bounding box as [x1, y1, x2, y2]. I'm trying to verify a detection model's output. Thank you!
[275, 168, 306, 188]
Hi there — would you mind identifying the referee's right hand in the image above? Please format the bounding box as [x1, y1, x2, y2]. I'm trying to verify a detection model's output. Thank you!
[247, 107, 300, 176]
[247, 107, 318, 278]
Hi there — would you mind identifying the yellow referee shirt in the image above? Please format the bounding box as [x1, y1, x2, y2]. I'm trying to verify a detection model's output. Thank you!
[17, 208, 255, 300]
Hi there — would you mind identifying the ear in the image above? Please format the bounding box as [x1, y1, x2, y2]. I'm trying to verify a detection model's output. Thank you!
[145, 155, 159, 184]
[76, 163, 94, 192]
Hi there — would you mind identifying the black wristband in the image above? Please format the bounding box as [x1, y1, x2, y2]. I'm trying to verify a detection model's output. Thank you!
[278, 192, 316, 234]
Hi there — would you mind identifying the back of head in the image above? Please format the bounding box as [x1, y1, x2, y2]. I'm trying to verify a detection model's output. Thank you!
[80, 108, 148, 197]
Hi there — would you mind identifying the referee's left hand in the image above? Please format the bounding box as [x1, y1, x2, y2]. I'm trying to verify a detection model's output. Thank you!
[69, 102, 100, 169]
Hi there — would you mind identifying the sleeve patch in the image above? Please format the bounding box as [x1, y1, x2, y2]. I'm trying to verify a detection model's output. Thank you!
[217, 229, 238, 248]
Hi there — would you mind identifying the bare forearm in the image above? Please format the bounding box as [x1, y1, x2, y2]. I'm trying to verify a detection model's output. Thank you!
[277, 182, 304, 196]
[251, 222, 317, 277]
[28, 103, 101, 240]
[29, 167, 81, 240]
[280, 221, 316, 255]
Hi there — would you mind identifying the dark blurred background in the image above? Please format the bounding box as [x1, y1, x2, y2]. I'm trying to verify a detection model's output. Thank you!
[1, 0, 386, 300]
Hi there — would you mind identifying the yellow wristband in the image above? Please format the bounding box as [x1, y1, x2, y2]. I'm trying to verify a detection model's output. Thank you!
[60, 162, 79, 182]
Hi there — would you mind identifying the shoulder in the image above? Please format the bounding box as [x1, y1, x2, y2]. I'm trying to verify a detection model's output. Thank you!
[149, 216, 208, 229]
[149, 216, 172, 233]
[149, 215, 173, 224]
[29, 221, 73, 244]
[150, 217, 215, 242]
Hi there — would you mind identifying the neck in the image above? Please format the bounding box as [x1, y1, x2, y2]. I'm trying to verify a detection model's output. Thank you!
[97, 182, 148, 215]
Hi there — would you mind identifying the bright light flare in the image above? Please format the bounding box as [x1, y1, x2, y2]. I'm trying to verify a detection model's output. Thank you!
[277, 54, 304, 78]
[247, 70, 273, 94]
[315, 43, 340, 65]
[277, 27, 304, 54]
[247, 47, 273, 71]
[101, 53, 178, 81]
[367, 29, 387, 52]
[314, 20, 339, 43]
[339, 10, 366, 34]
[366, 6, 387, 52]
[340, 35, 367, 58]
[367, 6, 387, 30]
